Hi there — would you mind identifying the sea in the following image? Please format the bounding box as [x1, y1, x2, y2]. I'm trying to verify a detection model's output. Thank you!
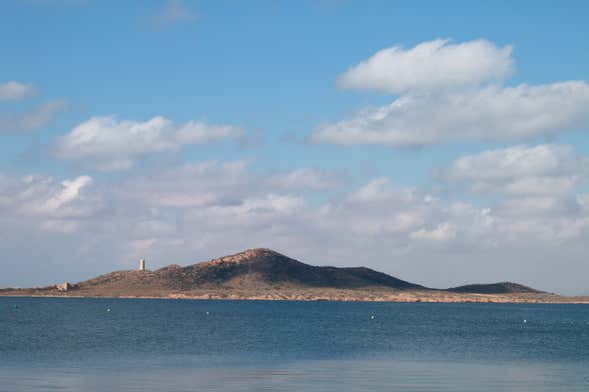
[1, 297, 588, 391]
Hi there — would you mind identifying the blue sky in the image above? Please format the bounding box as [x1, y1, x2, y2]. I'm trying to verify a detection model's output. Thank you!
[1, 0, 589, 294]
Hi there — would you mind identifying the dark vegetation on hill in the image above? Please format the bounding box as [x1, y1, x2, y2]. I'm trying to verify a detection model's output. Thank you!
[77, 248, 426, 292]
[447, 282, 541, 294]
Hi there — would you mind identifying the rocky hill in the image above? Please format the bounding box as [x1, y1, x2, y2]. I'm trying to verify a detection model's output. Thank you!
[75, 248, 425, 294]
[3, 248, 582, 303]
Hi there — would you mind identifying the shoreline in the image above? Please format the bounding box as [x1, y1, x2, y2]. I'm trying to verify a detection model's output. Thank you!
[2, 291, 588, 304]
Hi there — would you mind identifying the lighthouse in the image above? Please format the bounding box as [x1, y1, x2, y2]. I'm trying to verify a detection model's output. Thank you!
[139, 259, 146, 271]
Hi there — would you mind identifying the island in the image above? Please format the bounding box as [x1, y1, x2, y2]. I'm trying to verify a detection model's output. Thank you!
[1, 248, 587, 303]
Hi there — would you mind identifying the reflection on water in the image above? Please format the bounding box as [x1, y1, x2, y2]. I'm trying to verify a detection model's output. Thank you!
[6, 359, 589, 392]
[1, 298, 588, 391]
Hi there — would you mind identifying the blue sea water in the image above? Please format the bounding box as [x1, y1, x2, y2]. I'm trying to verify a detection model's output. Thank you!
[1, 297, 588, 391]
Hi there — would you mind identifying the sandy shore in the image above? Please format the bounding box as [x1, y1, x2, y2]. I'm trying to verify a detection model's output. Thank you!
[2, 288, 588, 304]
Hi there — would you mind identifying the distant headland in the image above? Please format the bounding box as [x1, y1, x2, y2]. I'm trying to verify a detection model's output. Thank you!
[1, 248, 587, 303]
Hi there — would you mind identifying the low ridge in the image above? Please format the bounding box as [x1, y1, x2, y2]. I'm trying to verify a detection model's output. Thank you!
[447, 282, 542, 294]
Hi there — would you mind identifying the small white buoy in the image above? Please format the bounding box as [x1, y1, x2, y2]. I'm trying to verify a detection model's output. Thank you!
[107, 308, 111, 312]
[371, 314, 375, 320]
[523, 319, 527, 323]
[206, 311, 210, 315]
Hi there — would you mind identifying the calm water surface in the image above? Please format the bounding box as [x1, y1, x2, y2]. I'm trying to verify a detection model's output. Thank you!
[1, 297, 588, 391]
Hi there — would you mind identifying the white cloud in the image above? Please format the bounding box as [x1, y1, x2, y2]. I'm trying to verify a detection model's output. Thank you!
[42, 176, 93, 213]
[0, 100, 67, 132]
[316, 38, 589, 147]
[312, 82, 589, 146]
[498, 196, 577, 218]
[0, 174, 98, 225]
[338, 39, 514, 94]
[267, 168, 344, 191]
[410, 222, 457, 242]
[0, 81, 37, 101]
[445, 144, 589, 195]
[118, 161, 342, 210]
[175, 121, 241, 144]
[316, 178, 427, 236]
[54, 116, 243, 171]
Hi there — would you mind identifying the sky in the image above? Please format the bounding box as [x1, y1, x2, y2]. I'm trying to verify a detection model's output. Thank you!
[1, 0, 588, 295]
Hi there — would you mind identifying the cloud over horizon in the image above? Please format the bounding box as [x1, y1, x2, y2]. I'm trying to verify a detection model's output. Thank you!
[2, 155, 589, 294]
[444, 144, 589, 196]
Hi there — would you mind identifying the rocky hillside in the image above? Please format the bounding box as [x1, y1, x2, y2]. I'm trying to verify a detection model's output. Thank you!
[76, 248, 426, 293]
[1, 248, 559, 302]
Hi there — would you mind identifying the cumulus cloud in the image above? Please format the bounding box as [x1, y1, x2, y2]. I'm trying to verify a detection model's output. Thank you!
[0, 100, 67, 132]
[315, 38, 589, 147]
[117, 161, 343, 209]
[445, 144, 589, 195]
[0, 81, 37, 101]
[312, 82, 589, 147]
[40, 176, 93, 214]
[410, 222, 457, 243]
[267, 168, 345, 191]
[0, 173, 99, 235]
[338, 39, 514, 94]
[318, 178, 428, 236]
[327, 180, 497, 249]
[53, 116, 243, 171]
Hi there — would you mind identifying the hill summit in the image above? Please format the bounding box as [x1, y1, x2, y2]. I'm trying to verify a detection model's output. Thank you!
[77, 248, 425, 294]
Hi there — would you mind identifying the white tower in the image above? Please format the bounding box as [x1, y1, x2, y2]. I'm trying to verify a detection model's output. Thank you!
[139, 259, 146, 271]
